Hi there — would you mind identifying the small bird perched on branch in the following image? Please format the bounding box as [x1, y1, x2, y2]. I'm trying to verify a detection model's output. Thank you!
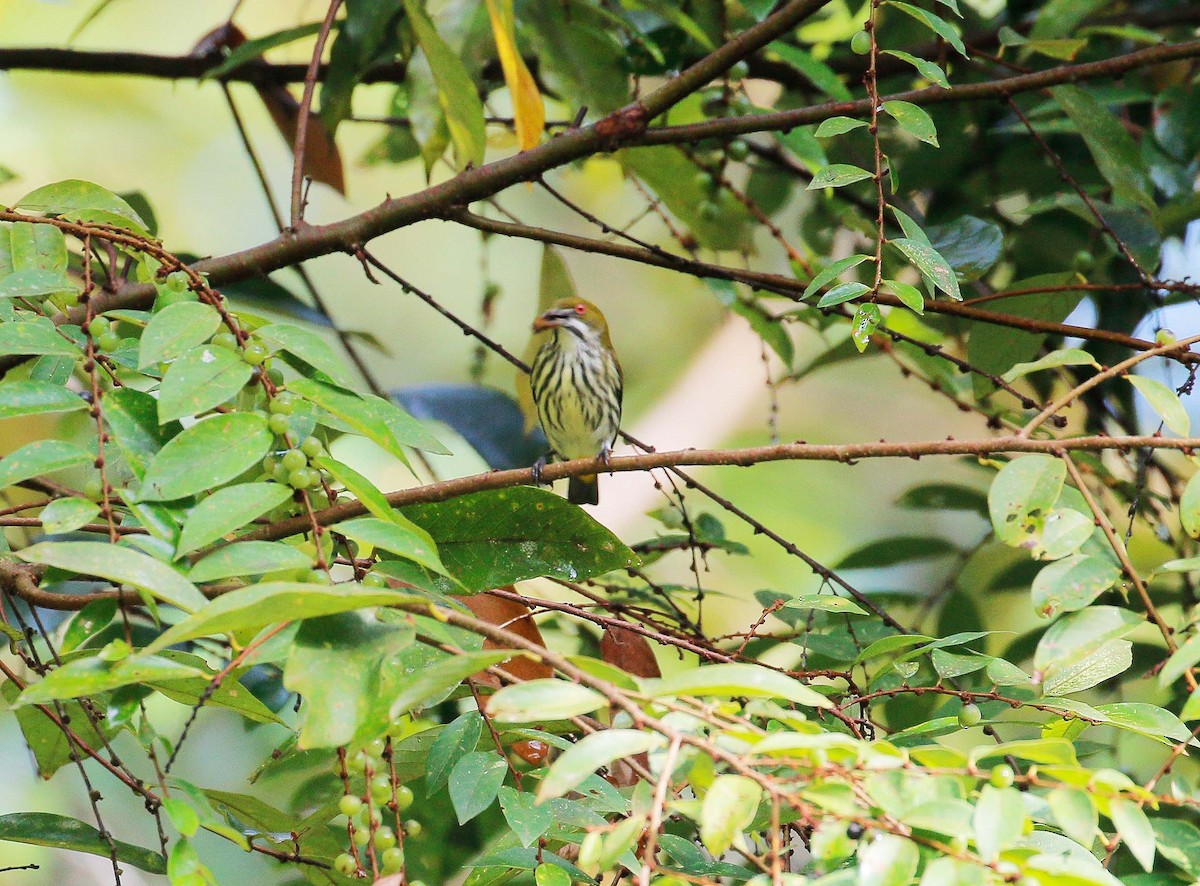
[529, 298, 623, 505]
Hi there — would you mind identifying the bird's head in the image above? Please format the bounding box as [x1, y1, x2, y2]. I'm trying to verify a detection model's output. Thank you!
[532, 298, 612, 345]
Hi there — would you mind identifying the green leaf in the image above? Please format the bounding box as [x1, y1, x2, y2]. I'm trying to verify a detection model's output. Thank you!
[0, 812, 165, 874]
[337, 515, 446, 575]
[646, 662, 831, 708]
[1002, 348, 1098, 382]
[40, 497, 100, 534]
[176, 482, 293, 555]
[138, 302, 222, 368]
[18, 179, 149, 233]
[885, 279, 925, 313]
[314, 456, 408, 525]
[778, 594, 867, 616]
[538, 729, 667, 801]
[882, 50, 949, 88]
[1095, 702, 1194, 745]
[767, 42, 851, 101]
[730, 299, 793, 368]
[814, 116, 869, 137]
[16, 653, 206, 705]
[890, 238, 961, 300]
[203, 21, 326, 80]
[896, 482, 987, 515]
[807, 163, 873, 189]
[973, 785, 1027, 860]
[858, 833, 919, 886]
[401, 487, 638, 593]
[0, 439, 91, 489]
[0, 379, 87, 419]
[498, 786, 554, 848]
[801, 254, 871, 301]
[488, 679, 608, 722]
[15, 541, 207, 612]
[1042, 637, 1131, 695]
[449, 751, 508, 823]
[1034, 605, 1140, 674]
[403, 0, 486, 168]
[1, 682, 118, 778]
[1158, 633, 1200, 688]
[187, 541, 312, 583]
[157, 344, 253, 423]
[8, 221, 67, 274]
[817, 281, 870, 308]
[0, 268, 74, 299]
[388, 649, 515, 720]
[883, 100, 939, 146]
[1052, 85, 1154, 210]
[0, 318, 78, 357]
[1048, 787, 1097, 848]
[700, 775, 761, 857]
[104, 388, 179, 480]
[140, 412, 272, 501]
[427, 711, 483, 797]
[1183, 473, 1200, 539]
[1152, 819, 1200, 877]
[256, 322, 355, 388]
[1110, 797, 1155, 872]
[851, 303, 881, 351]
[1031, 553, 1120, 618]
[289, 376, 444, 461]
[1128, 375, 1190, 435]
[885, 2, 967, 56]
[988, 455, 1066, 546]
[834, 536, 958, 568]
[926, 216, 1004, 281]
[142, 582, 420, 654]
[284, 611, 414, 748]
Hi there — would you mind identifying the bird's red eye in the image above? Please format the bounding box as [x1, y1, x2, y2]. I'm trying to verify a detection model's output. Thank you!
[574, 303, 587, 315]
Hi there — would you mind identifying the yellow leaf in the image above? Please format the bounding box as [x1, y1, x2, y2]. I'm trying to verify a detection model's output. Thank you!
[485, 0, 544, 152]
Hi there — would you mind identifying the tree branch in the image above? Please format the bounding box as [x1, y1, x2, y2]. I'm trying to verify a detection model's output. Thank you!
[233, 432, 1200, 544]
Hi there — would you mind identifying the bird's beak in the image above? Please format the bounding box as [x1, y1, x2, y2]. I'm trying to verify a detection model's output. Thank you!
[532, 309, 569, 332]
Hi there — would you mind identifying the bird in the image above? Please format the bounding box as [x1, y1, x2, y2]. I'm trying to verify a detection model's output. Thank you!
[529, 297, 623, 505]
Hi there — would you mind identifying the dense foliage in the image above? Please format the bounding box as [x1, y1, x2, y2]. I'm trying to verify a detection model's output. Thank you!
[3, 0, 1200, 884]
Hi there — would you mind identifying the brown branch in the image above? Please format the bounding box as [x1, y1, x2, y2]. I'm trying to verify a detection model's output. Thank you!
[231, 433, 1200, 545]
[290, 0, 342, 227]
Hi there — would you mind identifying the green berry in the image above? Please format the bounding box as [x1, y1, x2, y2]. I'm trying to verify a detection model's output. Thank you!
[96, 331, 121, 352]
[87, 317, 110, 339]
[300, 436, 323, 458]
[212, 332, 238, 350]
[363, 572, 388, 588]
[1071, 249, 1095, 273]
[698, 201, 721, 221]
[288, 467, 317, 489]
[409, 881, 428, 886]
[271, 463, 291, 485]
[394, 784, 414, 813]
[352, 824, 370, 846]
[374, 826, 396, 850]
[693, 171, 716, 192]
[306, 568, 331, 584]
[281, 449, 307, 472]
[850, 30, 872, 55]
[381, 847, 405, 873]
[728, 61, 750, 81]
[83, 476, 105, 502]
[367, 738, 387, 761]
[403, 819, 422, 837]
[730, 94, 753, 115]
[338, 794, 363, 818]
[958, 703, 982, 728]
[371, 773, 393, 803]
[268, 414, 291, 436]
[242, 341, 269, 366]
[726, 139, 750, 162]
[262, 455, 279, 473]
[990, 764, 1015, 789]
[269, 392, 297, 415]
[266, 366, 285, 386]
[333, 853, 358, 875]
[166, 271, 189, 293]
[346, 752, 367, 776]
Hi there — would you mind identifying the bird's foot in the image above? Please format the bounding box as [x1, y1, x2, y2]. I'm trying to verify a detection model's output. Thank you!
[532, 454, 550, 486]
[598, 444, 613, 470]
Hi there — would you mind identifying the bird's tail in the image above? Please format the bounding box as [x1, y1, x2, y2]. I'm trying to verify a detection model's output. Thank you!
[568, 473, 599, 505]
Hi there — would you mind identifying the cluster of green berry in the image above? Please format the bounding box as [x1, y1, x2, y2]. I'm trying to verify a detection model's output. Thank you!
[332, 739, 424, 880]
[690, 62, 753, 222]
[260, 409, 325, 491]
